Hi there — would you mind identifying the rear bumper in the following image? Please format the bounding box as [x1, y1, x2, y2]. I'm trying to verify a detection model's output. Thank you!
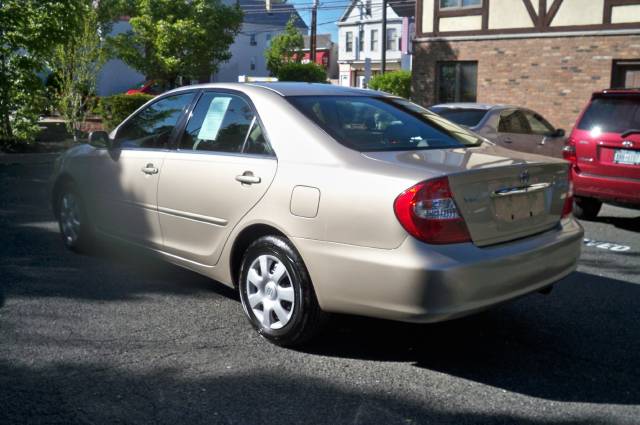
[294, 219, 583, 323]
[574, 171, 640, 204]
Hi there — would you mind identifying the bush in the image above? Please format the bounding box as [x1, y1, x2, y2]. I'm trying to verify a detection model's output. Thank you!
[96, 93, 154, 131]
[368, 70, 411, 99]
[277, 62, 327, 83]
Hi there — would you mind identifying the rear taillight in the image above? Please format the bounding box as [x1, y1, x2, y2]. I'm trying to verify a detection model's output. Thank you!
[562, 137, 577, 163]
[562, 168, 574, 218]
[394, 177, 471, 244]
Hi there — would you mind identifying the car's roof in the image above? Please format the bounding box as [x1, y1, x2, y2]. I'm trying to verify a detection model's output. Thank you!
[430, 103, 515, 111]
[168, 82, 386, 97]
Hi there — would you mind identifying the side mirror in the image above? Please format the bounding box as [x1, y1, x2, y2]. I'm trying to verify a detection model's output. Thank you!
[551, 128, 565, 138]
[88, 131, 112, 149]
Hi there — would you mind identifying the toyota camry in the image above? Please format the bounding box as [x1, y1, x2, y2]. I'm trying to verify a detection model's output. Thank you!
[51, 83, 583, 346]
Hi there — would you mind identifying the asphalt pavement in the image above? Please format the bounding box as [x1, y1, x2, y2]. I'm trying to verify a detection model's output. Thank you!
[1, 158, 639, 425]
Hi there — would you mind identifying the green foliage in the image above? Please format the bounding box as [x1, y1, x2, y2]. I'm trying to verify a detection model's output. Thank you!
[0, 0, 84, 146]
[265, 17, 304, 76]
[50, 5, 105, 141]
[107, 0, 243, 86]
[277, 63, 327, 83]
[368, 70, 412, 99]
[96, 93, 154, 131]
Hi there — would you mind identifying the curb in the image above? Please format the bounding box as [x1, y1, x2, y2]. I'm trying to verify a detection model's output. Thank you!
[0, 152, 60, 165]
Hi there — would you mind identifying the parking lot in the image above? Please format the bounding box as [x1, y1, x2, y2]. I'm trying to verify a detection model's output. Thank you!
[1, 158, 639, 425]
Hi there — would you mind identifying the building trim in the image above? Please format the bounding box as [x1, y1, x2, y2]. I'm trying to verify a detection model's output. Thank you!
[337, 18, 403, 26]
[414, 28, 640, 42]
[416, 0, 640, 38]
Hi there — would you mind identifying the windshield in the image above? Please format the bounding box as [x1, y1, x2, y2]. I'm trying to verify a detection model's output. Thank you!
[430, 107, 487, 127]
[288, 96, 482, 152]
[577, 96, 640, 134]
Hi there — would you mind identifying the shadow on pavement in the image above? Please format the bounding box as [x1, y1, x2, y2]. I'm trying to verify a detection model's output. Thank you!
[592, 215, 640, 233]
[304, 271, 640, 406]
[0, 362, 600, 425]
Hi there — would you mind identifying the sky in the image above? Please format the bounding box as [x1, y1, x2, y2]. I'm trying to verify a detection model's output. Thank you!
[288, 0, 351, 42]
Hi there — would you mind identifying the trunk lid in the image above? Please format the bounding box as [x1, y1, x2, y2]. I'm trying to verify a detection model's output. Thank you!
[363, 146, 570, 247]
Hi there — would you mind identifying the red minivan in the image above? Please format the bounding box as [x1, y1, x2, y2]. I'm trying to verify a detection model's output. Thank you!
[564, 89, 640, 219]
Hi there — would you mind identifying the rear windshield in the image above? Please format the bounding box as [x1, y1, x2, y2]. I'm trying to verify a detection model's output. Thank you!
[430, 108, 487, 127]
[288, 96, 482, 152]
[577, 96, 640, 134]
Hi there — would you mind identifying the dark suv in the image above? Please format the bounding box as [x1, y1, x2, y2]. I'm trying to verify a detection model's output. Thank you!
[563, 89, 640, 219]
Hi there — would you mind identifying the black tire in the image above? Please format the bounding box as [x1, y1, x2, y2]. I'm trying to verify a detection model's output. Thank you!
[238, 235, 326, 347]
[56, 183, 94, 252]
[573, 196, 602, 220]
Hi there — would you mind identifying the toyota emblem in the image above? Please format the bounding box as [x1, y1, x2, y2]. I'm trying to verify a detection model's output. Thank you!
[622, 140, 634, 148]
[519, 169, 530, 185]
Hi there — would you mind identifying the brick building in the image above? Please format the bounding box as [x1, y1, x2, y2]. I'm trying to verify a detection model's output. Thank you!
[412, 0, 640, 130]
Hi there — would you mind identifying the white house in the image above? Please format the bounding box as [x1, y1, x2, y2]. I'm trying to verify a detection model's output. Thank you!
[214, 0, 308, 82]
[97, 1, 307, 95]
[338, 0, 414, 88]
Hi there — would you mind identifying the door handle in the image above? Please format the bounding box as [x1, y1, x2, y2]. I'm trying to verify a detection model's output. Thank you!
[503, 138, 513, 144]
[141, 163, 159, 175]
[235, 171, 261, 185]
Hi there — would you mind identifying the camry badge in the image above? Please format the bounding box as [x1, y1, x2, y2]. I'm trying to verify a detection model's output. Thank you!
[622, 140, 634, 148]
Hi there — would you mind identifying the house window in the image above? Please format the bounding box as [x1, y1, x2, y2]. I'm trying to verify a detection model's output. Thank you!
[437, 61, 478, 103]
[346, 32, 353, 52]
[612, 60, 640, 88]
[266, 33, 272, 46]
[250, 34, 257, 46]
[359, 29, 364, 52]
[440, 0, 482, 9]
[386, 28, 398, 51]
[370, 29, 378, 51]
[250, 56, 256, 71]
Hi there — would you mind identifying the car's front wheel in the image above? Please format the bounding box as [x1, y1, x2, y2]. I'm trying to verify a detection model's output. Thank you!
[239, 235, 326, 347]
[56, 184, 93, 252]
[573, 196, 602, 220]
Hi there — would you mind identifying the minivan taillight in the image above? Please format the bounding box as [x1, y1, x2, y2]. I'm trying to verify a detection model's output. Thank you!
[394, 177, 471, 244]
[562, 168, 574, 219]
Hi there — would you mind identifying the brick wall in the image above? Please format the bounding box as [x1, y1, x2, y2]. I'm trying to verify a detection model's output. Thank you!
[412, 34, 640, 131]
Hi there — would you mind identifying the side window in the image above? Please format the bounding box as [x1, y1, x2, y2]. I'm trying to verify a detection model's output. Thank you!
[524, 111, 555, 136]
[498, 110, 530, 134]
[179, 92, 273, 156]
[115, 93, 194, 149]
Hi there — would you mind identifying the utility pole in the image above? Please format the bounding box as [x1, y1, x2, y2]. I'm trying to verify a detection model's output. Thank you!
[310, 0, 318, 64]
[381, 0, 387, 74]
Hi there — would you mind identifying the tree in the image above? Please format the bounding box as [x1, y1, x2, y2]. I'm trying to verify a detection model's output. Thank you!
[108, 0, 243, 87]
[265, 17, 304, 77]
[0, 0, 83, 146]
[50, 5, 106, 142]
[368, 70, 412, 99]
[277, 63, 327, 83]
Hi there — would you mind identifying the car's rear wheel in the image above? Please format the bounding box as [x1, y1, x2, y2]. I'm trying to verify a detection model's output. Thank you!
[573, 196, 602, 220]
[239, 235, 325, 347]
[57, 185, 93, 252]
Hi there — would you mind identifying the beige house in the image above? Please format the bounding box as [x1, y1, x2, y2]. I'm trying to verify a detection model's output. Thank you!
[412, 0, 640, 130]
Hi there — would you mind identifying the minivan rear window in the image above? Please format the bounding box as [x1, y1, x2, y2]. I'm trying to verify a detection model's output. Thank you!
[288, 96, 482, 152]
[577, 97, 640, 134]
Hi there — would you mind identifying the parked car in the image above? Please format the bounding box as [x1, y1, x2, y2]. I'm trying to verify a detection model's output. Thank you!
[126, 80, 168, 96]
[563, 89, 640, 219]
[51, 83, 582, 346]
[429, 103, 566, 158]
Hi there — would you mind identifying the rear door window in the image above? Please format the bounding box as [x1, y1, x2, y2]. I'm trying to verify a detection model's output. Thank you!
[498, 110, 530, 134]
[179, 92, 273, 155]
[523, 111, 555, 136]
[577, 97, 640, 134]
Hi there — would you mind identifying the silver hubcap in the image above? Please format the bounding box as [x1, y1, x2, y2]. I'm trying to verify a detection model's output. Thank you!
[59, 193, 81, 245]
[245, 254, 295, 330]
